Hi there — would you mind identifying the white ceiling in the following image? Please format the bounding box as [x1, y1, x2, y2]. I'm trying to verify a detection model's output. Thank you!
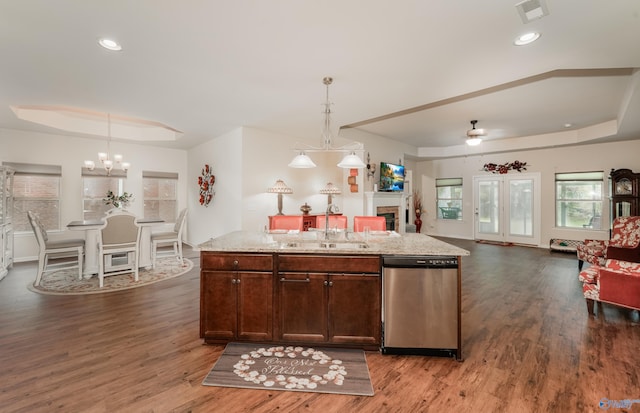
[1, 1, 639, 159]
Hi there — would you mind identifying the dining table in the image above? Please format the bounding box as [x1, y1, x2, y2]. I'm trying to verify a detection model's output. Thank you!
[67, 217, 165, 277]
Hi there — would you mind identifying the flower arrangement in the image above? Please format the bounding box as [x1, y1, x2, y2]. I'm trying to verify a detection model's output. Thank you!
[413, 190, 424, 216]
[104, 190, 134, 208]
[483, 160, 528, 174]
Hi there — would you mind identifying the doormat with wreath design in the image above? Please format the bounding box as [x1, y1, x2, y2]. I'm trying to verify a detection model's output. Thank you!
[202, 342, 374, 396]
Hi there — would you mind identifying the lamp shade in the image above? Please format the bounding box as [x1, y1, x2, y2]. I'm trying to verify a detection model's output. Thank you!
[288, 152, 316, 168]
[337, 152, 366, 169]
[319, 182, 341, 195]
[267, 179, 293, 194]
[466, 137, 483, 146]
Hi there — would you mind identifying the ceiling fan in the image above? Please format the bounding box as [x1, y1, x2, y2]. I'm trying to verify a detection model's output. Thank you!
[466, 120, 486, 146]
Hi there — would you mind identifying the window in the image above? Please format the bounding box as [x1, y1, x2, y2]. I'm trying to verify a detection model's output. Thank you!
[82, 168, 127, 220]
[4, 162, 61, 232]
[143, 171, 178, 222]
[555, 171, 604, 229]
[436, 178, 463, 220]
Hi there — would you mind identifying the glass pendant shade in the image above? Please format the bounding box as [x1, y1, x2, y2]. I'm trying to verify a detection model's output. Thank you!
[337, 152, 366, 169]
[288, 152, 316, 168]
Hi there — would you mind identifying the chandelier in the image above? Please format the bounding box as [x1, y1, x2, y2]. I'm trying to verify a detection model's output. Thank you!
[288, 77, 366, 169]
[84, 113, 130, 175]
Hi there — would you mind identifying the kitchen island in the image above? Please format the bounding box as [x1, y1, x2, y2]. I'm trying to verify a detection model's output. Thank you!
[198, 230, 469, 354]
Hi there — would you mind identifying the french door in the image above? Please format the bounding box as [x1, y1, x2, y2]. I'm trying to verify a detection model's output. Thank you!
[473, 173, 540, 246]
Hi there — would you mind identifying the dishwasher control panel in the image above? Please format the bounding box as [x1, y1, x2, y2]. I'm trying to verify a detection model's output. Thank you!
[382, 255, 458, 268]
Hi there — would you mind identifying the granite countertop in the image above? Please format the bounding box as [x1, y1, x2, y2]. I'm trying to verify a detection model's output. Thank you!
[198, 230, 470, 257]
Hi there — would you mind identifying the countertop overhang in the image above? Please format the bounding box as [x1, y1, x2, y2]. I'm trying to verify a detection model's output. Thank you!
[198, 230, 470, 256]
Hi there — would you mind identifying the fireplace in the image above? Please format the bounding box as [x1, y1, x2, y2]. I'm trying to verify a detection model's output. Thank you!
[377, 206, 400, 231]
[365, 191, 406, 233]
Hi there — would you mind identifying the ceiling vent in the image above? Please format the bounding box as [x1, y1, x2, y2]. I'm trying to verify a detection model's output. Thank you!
[515, 0, 549, 24]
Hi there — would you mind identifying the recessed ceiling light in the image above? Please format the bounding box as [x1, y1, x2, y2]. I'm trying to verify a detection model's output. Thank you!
[514, 32, 541, 46]
[564, 123, 573, 128]
[98, 38, 122, 51]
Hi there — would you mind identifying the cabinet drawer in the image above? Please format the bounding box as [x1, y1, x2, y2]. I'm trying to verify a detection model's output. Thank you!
[278, 255, 380, 273]
[201, 253, 273, 271]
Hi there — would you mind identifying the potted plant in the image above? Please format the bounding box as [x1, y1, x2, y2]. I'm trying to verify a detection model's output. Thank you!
[104, 190, 134, 209]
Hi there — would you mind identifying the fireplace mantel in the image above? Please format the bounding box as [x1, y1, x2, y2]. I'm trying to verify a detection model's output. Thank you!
[364, 191, 407, 233]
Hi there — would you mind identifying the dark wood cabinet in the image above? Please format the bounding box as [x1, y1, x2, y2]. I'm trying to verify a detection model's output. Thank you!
[611, 168, 640, 220]
[200, 251, 381, 349]
[278, 272, 328, 343]
[200, 253, 274, 343]
[277, 255, 381, 349]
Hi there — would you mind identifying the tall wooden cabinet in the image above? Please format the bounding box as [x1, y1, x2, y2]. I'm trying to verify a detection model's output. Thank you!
[610, 168, 640, 220]
[0, 166, 15, 281]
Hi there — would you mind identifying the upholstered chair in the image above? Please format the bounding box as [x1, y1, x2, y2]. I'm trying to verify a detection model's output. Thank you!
[28, 211, 85, 287]
[580, 259, 640, 316]
[270, 215, 304, 231]
[314, 215, 348, 230]
[576, 216, 640, 270]
[353, 216, 387, 232]
[151, 208, 187, 268]
[98, 210, 140, 288]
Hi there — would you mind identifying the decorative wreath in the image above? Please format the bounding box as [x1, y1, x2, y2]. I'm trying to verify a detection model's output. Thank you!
[483, 160, 528, 174]
[198, 164, 215, 207]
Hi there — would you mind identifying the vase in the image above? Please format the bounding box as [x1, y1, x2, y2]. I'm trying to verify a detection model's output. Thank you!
[415, 217, 422, 233]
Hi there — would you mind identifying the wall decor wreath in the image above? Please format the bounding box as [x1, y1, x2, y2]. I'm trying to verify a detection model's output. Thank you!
[198, 164, 215, 207]
[483, 160, 528, 174]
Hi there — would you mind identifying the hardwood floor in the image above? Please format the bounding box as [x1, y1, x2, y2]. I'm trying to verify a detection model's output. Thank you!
[1, 239, 638, 413]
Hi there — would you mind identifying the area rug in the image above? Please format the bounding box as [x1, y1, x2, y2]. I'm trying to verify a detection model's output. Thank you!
[28, 257, 193, 295]
[202, 342, 374, 396]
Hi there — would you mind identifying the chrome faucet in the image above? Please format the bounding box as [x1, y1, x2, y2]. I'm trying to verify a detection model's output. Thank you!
[325, 204, 339, 240]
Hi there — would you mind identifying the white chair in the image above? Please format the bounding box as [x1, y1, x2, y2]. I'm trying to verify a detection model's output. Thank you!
[98, 210, 140, 288]
[151, 208, 187, 268]
[28, 210, 85, 287]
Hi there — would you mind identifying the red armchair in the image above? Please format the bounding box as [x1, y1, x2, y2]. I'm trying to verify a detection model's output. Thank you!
[580, 259, 640, 316]
[576, 216, 640, 270]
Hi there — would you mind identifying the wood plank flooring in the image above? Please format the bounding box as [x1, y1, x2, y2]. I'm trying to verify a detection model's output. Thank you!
[1, 239, 638, 412]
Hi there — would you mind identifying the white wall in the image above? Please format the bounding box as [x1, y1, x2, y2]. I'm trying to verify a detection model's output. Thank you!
[415, 139, 640, 246]
[0, 127, 188, 261]
[187, 128, 244, 245]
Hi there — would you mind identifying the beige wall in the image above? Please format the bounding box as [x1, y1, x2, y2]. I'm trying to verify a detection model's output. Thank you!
[414, 139, 640, 246]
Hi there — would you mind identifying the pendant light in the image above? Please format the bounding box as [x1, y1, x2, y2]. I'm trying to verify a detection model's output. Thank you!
[289, 77, 365, 169]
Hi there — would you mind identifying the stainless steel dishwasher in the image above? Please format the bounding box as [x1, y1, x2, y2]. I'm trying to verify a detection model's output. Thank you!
[381, 255, 461, 360]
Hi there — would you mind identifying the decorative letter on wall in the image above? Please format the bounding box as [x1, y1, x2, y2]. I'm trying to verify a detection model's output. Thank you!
[198, 164, 215, 207]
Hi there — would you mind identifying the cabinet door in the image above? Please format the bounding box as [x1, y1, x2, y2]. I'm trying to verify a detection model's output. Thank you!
[328, 274, 381, 346]
[278, 272, 327, 342]
[200, 271, 237, 340]
[237, 272, 273, 341]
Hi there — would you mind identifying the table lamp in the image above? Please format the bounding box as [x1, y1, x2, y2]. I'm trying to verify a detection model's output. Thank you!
[267, 179, 293, 215]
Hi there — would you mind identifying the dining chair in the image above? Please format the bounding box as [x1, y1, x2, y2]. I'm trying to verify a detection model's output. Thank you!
[314, 215, 348, 230]
[28, 210, 85, 287]
[98, 210, 140, 288]
[353, 216, 387, 232]
[270, 215, 304, 231]
[151, 208, 187, 269]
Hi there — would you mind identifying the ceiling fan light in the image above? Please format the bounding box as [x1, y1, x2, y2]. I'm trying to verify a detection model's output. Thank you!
[337, 152, 366, 169]
[466, 137, 483, 146]
[466, 128, 485, 137]
[288, 152, 317, 168]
